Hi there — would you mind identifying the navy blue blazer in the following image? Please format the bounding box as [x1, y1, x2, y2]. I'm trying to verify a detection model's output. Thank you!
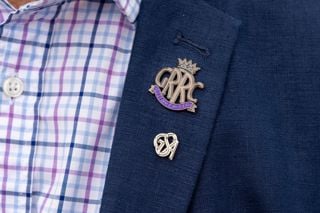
[100, 0, 320, 212]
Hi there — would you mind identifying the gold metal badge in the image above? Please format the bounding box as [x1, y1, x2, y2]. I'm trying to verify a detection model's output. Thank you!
[154, 133, 179, 160]
[149, 58, 204, 112]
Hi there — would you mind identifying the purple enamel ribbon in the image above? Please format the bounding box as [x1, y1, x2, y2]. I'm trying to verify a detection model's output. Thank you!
[153, 85, 193, 111]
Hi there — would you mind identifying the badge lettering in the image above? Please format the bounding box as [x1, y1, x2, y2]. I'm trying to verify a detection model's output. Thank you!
[153, 133, 179, 160]
[149, 58, 204, 112]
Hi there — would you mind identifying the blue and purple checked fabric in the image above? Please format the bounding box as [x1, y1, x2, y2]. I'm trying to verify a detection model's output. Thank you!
[0, 0, 140, 212]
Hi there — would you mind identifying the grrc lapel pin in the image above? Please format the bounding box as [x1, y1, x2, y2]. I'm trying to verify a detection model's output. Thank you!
[149, 58, 204, 112]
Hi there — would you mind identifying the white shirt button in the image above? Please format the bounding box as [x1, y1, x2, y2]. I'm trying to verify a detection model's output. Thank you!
[3, 76, 24, 98]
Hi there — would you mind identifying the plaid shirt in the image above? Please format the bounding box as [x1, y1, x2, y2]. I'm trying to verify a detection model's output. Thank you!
[0, 0, 140, 212]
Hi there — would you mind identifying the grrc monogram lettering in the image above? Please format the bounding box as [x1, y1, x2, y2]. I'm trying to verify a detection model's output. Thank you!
[149, 58, 204, 112]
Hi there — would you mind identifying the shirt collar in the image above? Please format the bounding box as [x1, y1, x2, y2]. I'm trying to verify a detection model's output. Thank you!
[0, 0, 141, 24]
[1, 0, 63, 11]
[0, 0, 141, 25]
[113, 0, 141, 23]
[0, 0, 64, 25]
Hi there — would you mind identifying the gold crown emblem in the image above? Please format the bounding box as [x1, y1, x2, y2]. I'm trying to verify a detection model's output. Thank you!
[177, 58, 201, 74]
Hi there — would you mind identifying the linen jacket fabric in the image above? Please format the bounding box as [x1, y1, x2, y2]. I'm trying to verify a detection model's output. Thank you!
[100, 0, 320, 212]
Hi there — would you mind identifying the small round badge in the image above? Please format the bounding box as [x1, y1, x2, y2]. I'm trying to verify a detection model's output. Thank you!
[154, 133, 179, 160]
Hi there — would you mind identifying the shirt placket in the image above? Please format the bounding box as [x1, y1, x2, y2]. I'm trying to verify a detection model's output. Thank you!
[0, 2, 43, 212]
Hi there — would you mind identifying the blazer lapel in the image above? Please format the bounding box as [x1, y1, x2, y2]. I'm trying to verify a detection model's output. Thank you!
[100, 0, 240, 212]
